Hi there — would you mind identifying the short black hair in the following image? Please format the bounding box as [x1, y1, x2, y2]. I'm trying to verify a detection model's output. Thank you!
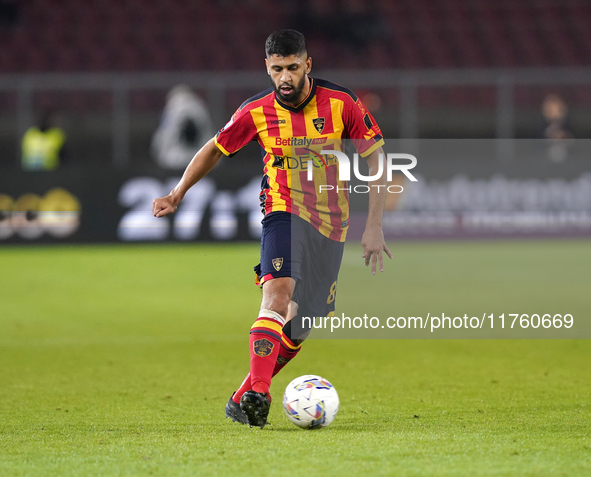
[265, 29, 307, 58]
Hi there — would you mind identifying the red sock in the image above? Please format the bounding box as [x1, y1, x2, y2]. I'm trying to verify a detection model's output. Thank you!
[272, 333, 302, 377]
[233, 320, 302, 402]
[249, 310, 284, 395]
[232, 372, 251, 404]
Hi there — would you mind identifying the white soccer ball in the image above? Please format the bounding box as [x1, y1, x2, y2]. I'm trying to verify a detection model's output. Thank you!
[282, 375, 339, 429]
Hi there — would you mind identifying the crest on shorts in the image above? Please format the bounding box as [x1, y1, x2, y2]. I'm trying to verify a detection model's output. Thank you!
[272, 257, 283, 271]
[253, 338, 274, 357]
[312, 117, 325, 134]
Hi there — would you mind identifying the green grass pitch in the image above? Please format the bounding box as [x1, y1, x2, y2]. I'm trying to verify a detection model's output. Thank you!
[0, 240, 589, 476]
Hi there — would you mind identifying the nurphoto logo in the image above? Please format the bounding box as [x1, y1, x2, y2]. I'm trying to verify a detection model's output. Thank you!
[306, 150, 418, 194]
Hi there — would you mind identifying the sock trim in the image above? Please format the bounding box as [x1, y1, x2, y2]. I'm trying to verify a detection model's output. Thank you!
[251, 319, 283, 334]
[281, 334, 301, 350]
[249, 329, 282, 341]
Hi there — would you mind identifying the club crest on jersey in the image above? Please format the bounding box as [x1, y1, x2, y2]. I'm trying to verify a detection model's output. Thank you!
[272, 257, 283, 271]
[312, 117, 325, 134]
[253, 338, 274, 357]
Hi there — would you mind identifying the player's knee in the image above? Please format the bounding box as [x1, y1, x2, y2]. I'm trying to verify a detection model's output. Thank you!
[287, 315, 311, 345]
[261, 278, 292, 319]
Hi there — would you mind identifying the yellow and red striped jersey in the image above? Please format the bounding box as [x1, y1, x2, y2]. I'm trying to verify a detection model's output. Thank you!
[214, 77, 384, 242]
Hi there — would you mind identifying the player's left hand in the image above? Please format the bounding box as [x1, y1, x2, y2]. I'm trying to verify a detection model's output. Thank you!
[361, 226, 392, 275]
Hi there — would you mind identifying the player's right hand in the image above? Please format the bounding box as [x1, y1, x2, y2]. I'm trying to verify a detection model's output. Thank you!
[152, 195, 178, 218]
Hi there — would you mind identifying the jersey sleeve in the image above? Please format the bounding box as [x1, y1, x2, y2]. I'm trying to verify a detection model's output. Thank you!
[344, 97, 385, 157]
[214, 105, 258, 157]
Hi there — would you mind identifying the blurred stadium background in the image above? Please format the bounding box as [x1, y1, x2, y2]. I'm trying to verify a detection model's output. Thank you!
[1, 4, 590, 475]
[0, 0, 590, 243]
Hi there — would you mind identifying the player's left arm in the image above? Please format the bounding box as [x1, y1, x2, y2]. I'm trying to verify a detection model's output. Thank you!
[345, 95, 392, 274]
[361, 146, 392, 274]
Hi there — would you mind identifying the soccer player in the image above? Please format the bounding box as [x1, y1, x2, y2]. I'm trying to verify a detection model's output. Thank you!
[153, 29, 391, 428]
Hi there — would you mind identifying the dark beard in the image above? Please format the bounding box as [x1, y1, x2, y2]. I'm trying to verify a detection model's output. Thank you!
[273, 75, 307, 104]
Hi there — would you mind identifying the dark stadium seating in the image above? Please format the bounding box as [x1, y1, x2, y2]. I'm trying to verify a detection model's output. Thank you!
[2, 0, 590, 73]
[1, 0, 590, 112]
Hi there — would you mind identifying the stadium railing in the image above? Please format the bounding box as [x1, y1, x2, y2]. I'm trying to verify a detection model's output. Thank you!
[1, 67, 591, 167]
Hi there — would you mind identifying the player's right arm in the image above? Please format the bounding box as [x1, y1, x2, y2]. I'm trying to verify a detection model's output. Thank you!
[152, 137, 223, 217]
[153, 97, 259, 218]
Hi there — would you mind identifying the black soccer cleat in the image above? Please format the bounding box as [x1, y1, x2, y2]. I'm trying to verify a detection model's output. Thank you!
[225, 394, 249, 425]
[240, 390, 271, 429]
